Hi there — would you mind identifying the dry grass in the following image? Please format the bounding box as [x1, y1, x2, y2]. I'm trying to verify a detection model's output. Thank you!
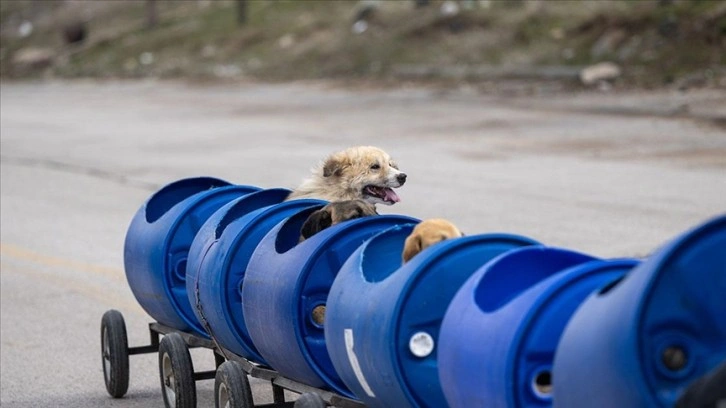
[1, 0, 724, 88]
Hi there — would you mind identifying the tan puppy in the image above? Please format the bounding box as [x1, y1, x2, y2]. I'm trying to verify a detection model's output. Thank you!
[402, 219, 463, 263]
[299, 199, 378, 242]
[286, 146, 407, 206]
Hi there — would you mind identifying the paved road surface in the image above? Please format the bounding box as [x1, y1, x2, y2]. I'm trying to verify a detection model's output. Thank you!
[1, 80, 725, 407]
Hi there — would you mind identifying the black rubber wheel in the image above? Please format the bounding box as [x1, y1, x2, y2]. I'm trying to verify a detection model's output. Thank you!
[294, 392, 326, 408]
[158, 333, 196, 408]
[214, 361, 254, 408]
[100, 309, 130, 398]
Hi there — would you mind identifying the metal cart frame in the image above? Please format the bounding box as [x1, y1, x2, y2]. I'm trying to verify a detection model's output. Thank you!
[101, 309, 365, 408]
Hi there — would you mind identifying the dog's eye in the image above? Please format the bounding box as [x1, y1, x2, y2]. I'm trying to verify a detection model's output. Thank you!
[370, 163, 380, 170]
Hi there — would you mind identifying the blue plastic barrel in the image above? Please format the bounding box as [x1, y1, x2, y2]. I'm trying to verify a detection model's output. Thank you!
[553, 215, 726, 408]
[438, 246, 640, 408]
[243, 213, 419, 395]
[186, 190, 325, 362]
[326, 226, 539, 408]
[123, 177, 260, 332]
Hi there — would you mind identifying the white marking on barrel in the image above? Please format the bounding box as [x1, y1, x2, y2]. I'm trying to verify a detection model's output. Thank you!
[344, 328, 376, 398]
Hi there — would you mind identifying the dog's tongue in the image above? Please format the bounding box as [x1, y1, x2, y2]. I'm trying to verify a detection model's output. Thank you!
[383, 188, 400, 203]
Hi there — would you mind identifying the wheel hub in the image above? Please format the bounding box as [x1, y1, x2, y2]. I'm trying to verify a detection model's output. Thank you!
[218, 382, 230, 408]
[162, 353, 177, 405]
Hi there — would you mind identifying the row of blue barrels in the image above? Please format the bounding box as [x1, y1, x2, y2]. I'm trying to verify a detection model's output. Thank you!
[123, 177, 726, 408]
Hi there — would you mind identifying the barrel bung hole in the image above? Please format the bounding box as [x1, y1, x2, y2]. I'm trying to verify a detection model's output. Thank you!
[532, 369, 552, 398]
[173, 258, 187, 282]
[311, 305, 326, 327]
[662, 345, 688, 372]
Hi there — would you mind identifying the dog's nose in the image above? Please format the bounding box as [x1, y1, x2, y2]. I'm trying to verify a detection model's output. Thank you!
[397, 173, 407, 185]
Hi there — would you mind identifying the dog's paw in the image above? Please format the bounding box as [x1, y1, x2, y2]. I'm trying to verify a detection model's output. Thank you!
[299, 199, 378, 242]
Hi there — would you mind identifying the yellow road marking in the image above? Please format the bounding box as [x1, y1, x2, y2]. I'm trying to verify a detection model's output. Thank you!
[0, 242, 144, 315]
[0, 242, 125, 282]
[0, 261, 145, 316]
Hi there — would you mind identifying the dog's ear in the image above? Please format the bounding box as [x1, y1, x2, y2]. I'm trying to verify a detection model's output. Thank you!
[402, 234, 423, 264]
[300, 209, 333, 240]
[322, 154, 348, 177]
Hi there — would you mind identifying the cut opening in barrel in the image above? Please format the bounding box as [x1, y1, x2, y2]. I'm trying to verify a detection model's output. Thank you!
[361, 225, 416, 283]
[274, 205, 326, 254]
[146, 177, 230, 223]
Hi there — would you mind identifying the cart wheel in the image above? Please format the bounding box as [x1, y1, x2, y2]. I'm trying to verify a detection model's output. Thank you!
[294, 392, 326, 408]
[214, 361, 254, 408]
[101, 309, 130, 398]
[158, 333, 196, 408]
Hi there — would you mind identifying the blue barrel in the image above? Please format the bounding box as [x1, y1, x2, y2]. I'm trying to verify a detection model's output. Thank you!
[123, 177, 260, 332]
[439, 246, 640, 408]
[326, 226, 540, 408]
[243, 213, 419, 395]
[553, 215, 726, 408]
[186, 190, 325, 362]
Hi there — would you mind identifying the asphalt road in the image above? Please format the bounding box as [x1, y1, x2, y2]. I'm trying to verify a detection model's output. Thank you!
[1, 80, 725, 407]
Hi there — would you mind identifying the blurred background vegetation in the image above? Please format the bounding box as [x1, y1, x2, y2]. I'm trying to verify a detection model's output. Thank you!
[1, 0, 724, 90]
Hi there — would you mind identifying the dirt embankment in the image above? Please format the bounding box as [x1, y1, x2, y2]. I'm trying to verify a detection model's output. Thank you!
[1, 0, 724, 92]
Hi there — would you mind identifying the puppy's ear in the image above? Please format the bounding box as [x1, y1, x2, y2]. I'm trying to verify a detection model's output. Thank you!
[322, 154, 347, 177]
[402, 234, 423, 264]
[300, 209, 333, 240]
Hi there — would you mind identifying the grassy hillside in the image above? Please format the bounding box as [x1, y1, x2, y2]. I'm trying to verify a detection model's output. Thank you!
[1, 0, 724, 89]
